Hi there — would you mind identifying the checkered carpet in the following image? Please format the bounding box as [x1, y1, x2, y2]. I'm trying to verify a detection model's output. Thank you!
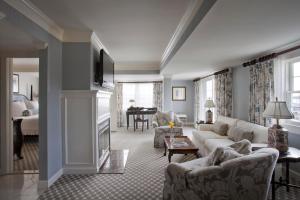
[38, 127, 300, 200]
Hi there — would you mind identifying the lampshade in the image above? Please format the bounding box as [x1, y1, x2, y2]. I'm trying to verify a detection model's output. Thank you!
[263, 99, 293, 119]
[205, 99, 215, 108]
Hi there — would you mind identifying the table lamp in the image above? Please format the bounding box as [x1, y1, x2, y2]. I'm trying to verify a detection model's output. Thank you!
[263, 97, 294, 153]
[205, 99, 215, 124]
[129, 99, 135, 108]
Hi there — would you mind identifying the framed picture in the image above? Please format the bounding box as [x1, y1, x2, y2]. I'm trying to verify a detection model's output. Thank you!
[172, 86, 186, 101]
[13, 74, 19, 93]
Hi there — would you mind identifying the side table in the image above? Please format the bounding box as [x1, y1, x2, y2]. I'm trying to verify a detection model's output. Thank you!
[270, 147, 300, 200]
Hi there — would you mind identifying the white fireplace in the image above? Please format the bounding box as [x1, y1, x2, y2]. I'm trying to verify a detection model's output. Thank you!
[61, 90, 112, 174]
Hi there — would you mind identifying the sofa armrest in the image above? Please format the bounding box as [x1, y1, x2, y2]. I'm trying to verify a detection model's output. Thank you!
[197, 124, 214, 131]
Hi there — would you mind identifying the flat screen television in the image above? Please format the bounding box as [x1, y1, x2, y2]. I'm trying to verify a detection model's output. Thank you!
[95, 49, 114, 89]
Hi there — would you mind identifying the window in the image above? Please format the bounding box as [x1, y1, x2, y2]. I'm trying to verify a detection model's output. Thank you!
[122, 83, 153, 110]
[206, 79, 214, 100]
[289, 61, 300, 121]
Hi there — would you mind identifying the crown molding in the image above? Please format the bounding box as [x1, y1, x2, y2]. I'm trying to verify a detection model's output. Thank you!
[91, 32, 109, 54]
[4, 0, 64, 41]
[160, 0, 217, 71]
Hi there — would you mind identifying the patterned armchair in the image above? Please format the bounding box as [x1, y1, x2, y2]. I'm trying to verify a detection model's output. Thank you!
[153, 111, 183, 148]
[163, 148, 279, 200]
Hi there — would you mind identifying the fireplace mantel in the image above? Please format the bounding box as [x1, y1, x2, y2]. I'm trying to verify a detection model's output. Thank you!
[61, 90, 112, 174]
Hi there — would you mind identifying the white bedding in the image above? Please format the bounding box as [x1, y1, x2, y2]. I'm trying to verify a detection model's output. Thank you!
[21, 115, 39, 135]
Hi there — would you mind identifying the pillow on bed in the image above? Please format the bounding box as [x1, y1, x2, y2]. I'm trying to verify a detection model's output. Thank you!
[12, 101, 27, 118]
[26, 100, 39, 115]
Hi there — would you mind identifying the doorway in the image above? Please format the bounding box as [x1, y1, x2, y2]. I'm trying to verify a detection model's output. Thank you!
[11, 58, 39, 173]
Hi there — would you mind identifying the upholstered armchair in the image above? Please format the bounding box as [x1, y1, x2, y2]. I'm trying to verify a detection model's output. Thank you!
[163, 148, 279, 200]
[153, 111, 183, 148]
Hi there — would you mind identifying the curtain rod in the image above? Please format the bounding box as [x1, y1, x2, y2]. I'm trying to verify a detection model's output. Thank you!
[193, 68, 229, 82]
[117, 81, 163, 84]
[243, 44, 300, 67]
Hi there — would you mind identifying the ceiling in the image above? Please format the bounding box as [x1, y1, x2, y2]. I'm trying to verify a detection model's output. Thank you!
[12, 58, 39, 72]
[163, 0, 300, 80]
[30, 0, 191, 70]
[0, 19, 43, 52]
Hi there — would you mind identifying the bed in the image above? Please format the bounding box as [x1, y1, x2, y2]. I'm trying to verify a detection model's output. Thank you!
[12, 93, 39, 135]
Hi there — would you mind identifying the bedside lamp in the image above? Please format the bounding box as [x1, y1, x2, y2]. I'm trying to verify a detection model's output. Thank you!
[205, 99, 215, 124]
[263, 98, 294, 153]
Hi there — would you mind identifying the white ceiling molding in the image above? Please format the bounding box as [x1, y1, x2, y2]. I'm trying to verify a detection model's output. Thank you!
[91, 32, 109, 54]
[115, 62, 160, 71]
[4, 0, 64, 41]
[160, 0, 217, 70]
[63, 29, 93, 43]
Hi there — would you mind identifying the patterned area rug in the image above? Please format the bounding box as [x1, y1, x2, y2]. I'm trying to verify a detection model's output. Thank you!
[38, 128, 300, 200]
[14, 136, 39, 172]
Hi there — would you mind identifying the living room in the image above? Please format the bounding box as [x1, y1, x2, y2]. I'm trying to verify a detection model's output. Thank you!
[0, 0, 300, 200]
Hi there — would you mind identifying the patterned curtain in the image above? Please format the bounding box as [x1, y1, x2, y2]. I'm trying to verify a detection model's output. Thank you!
[194, 80, 201, 123]
[214, 69, 233, 117]
[153, 82, 163, 111]
[249, 60, 274, 126]
[115, 83, 123, 127]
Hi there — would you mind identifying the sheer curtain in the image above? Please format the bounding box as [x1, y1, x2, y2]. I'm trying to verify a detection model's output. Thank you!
[194, 76, 214, 122]
[122, 83, 154, 126]
[274, 57, 289, 101]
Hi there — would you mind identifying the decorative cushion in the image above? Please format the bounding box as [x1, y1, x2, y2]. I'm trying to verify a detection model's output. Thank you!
[25, 100, 39, 115]
[12, 101, 27, 118]
[22, 109, 32, 116]
[156, 111, 171, 126]
[228, 126, 254, 142]
[207, 146, 244, 166]
[229, 139, 252, 155]
[212, 121, 228, 136]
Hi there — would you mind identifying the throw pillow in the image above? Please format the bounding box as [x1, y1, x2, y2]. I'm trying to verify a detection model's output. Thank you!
[228, 127, 254, 142]
[22, 109, 32, 116]
[229, 139, 252, 155]
[207, 146, 244, 166]
[25, 100, 39, 115]
[212, 121, 228, 136]
[157, 111, 171, 126]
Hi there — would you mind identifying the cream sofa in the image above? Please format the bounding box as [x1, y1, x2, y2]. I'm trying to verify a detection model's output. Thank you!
[193, 116, 268, 156]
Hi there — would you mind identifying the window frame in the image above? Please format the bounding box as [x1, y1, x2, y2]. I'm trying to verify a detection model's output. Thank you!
[287, 57, 300, 123]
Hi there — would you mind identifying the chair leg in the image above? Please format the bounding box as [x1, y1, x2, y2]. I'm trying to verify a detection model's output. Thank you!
[147, 120, 149, 129]
[142, 121, 144, 132]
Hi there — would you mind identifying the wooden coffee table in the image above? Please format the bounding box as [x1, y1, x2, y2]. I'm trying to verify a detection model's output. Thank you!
[164, 136, 199, 163]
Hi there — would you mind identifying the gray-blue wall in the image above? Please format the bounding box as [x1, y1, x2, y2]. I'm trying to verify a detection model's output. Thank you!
[1, 1, 63, 180]
[62, 42, 92, 90]
[171, 80, 194, 122]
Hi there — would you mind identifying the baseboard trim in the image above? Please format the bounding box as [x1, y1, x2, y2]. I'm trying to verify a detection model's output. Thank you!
[63, 167, 97, 174]
[38, 168, 63, 189]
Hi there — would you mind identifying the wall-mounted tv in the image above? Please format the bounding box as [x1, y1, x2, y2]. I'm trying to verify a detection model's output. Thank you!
[94, 49, 114, 89]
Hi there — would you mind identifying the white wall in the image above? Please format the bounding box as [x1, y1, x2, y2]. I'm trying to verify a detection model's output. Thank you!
[13, 72, 39, 99]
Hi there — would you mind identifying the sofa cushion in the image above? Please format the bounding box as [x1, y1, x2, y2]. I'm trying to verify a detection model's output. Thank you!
[204, 139, 235, 153]
[207, 146, 244, 166]
[236, 120, 268, 143]
[192, 130, 227, 144]
[217, 116, 238, 131]
[228, 126, 254, 142]
[212, 121, 228, 136]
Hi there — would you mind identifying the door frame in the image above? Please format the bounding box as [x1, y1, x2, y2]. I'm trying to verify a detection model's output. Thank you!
[0, 55, 40, 174]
